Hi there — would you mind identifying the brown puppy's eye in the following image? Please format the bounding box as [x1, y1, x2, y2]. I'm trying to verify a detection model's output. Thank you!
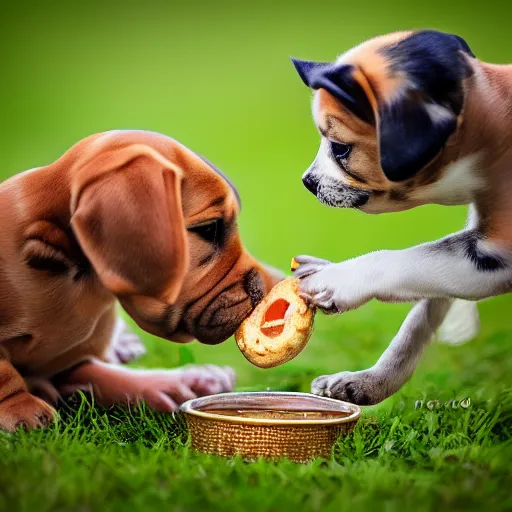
[189, 219, 225, 245]
[330, 141, 352, 164]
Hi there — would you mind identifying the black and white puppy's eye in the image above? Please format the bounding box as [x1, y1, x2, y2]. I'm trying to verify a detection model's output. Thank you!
[188, 219, 226, 245]
[330, 141, 353, 164]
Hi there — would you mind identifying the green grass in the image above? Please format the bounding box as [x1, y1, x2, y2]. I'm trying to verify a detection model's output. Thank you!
[1, 381, 511, 512]
[1, 317, 512, 512]
[1, 1, 512, 511]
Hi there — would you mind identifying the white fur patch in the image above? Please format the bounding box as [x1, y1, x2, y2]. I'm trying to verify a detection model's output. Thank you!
[311, 138, 349, 182]
[411, 153, 484, 205]
[424, 103, 455, 125]
[312, 93, 323, 129]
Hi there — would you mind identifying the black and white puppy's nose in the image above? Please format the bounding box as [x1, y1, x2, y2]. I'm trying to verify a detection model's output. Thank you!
[302, 172, 319, 195]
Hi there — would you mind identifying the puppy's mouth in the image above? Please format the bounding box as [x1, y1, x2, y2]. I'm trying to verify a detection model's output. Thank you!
[316, 182, 370, 209]
[184, 269, 266, 345]
[167, 330, 196, 343]
[164, 302, 252, 345]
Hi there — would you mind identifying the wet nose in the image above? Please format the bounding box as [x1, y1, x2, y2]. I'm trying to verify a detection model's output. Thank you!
[244, 264, 285, 308]
[302, 172, 319, 195]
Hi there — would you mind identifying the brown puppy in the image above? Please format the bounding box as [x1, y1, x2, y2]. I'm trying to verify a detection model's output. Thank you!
[291, 30, 512, 404]
[0, 130, 281, 431]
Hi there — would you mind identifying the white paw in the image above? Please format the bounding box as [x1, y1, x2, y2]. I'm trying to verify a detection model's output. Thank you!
[107, 317, 147, 364]
[311, 370, 387, 405]
[293, 255, 373, 314]
[437, 300, 480, 345]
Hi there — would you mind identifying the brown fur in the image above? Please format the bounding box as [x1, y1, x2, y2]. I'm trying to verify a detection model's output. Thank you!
[343, 31, 412, 104]
[0, 130, 281, 431]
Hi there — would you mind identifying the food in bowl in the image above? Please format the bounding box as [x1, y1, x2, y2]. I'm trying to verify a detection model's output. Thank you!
[180, 392, 361, 463]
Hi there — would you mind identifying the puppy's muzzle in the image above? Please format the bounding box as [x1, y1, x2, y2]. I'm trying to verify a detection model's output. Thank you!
[320, 184, 370, 208]
[303, 171, 370, 209]
[344, 189, 370, 208]
[192, 269, 269, 345]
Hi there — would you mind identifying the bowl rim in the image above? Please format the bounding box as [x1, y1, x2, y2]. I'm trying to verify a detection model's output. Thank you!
[179, 391, 361, 426]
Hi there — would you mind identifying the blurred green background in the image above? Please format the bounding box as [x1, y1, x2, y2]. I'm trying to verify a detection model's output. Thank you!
[1, 0, 511, 393]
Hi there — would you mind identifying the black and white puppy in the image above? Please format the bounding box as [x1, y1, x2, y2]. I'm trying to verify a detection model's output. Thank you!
[291, 30, 512, 405]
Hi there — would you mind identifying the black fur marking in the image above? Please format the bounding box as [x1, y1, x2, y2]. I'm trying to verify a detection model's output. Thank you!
[383, 30, 473, 114]
[312, 64, 374, 124]
[453, 34, 475, 58]
[291, 58, 330, 87]
[464, 235, 506, 272]
[377, 31, 474, 182]
[437, 230, 506, 272]
[292, 59, 374, 124]
[379, 100, 457, 182]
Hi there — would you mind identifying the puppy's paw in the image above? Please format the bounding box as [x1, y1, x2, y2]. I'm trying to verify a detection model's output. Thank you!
[293, 255, 372, 314]
[139, 365, 236, 413]
[175, 364, 236, 397]
[311, 370, 386, 406]
[107, 317, 147, 364]
[0, 391, 56, 432]
[292, 255, 332, 278]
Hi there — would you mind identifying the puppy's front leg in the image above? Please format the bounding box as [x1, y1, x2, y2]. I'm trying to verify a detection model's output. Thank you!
[299, 228, 511, 405]
[56, 360, 236, 412]
[312, 298, 451, 404]
[295, 229, 512, 313]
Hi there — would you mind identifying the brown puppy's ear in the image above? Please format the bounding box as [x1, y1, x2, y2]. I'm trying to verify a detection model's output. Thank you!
[292, 31, 475, 181]
[71, 144, 188, 303]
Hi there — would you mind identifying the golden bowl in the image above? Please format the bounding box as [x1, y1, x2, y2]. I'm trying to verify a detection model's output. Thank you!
[180, 392, 361, 463]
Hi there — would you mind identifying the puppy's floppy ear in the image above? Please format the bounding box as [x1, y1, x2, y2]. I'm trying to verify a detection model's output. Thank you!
[376, 30, 475, 181]
[71, 144, 188, 303]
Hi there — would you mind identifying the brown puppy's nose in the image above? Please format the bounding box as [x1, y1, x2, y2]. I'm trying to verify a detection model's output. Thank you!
[243, 269, 266, 308]
[244, 263, 285, 307]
